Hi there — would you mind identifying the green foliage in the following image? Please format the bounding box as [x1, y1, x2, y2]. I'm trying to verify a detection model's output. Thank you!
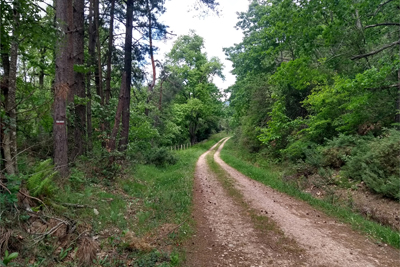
[26, 159, 57, 198]
[144, 147, 179, 167]
[220, 138, 400, 249]
[69, 168, 85, 189]
[0, 251, 18, 266]
[320, 134, 371, 168]
[133, 250, 172, 267]
[342, 129, 400, 199]
[165, 31, 224, 143]
[0, 174, 22, 208]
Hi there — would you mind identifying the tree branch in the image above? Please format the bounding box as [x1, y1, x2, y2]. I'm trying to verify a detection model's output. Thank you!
[365, 22, 400, 29]
[370, 0, 394, 16]
[351, 40, 400, 60]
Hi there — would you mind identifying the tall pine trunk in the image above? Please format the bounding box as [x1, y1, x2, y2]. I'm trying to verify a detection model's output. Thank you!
[119, 0, 134, 151]
[54, 0, 74, 177]
[86, 0, 95, 152]
[2, 2, 20, 175]
[73, 0, 86, 158]
[105, 0, 115, 137]
[105, 0, 115, 106]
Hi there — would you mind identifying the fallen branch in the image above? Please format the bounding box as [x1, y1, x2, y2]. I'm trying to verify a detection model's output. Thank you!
[18, 190, 47, 209]
[33, 221, 68, 244]
[0, 181, 11, 194]
[61, 203, 93, 209]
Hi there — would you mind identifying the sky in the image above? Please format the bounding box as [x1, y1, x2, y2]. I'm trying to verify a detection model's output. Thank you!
[153, 0, 250, 90]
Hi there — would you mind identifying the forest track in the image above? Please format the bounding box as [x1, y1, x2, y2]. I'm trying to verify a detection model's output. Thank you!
[184, 138, 400, 267]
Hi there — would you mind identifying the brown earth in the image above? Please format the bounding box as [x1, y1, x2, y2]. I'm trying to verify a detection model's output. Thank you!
[184, 138, 400, 267]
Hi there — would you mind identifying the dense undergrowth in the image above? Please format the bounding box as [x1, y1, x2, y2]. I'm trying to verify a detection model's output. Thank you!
[0, 133, 227, 267]
[220, 138, 400, 249]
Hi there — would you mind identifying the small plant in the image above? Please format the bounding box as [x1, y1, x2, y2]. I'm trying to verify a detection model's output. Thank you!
[69, 168, 85, 189]
[58, 247, 72, 261]
[0, 251, 18, 266]
[0, 174, 22, 209]
[27, 159, 58, 198]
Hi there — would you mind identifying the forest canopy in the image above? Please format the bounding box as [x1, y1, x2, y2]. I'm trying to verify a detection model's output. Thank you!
[224, 0, 400, 199]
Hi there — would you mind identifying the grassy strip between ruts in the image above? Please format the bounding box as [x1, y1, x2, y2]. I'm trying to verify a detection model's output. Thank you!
[219, 138, 400, 249]
[205, 146, 305, 258]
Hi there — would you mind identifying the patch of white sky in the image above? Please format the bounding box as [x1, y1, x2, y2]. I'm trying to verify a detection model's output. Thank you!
[38, 0, 250, 90]
[152, 0, 250, 91]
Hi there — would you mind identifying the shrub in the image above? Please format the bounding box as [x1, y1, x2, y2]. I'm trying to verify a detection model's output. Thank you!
[145, 147, 179, 167]
[321, 134, 371, 168]
[342, 129, 400, 199]
[27, 159, 58, 198]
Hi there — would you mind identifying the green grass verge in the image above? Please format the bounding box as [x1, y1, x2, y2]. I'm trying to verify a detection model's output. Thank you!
[220, 138, 400, 249]
[52, 133, 228, 266]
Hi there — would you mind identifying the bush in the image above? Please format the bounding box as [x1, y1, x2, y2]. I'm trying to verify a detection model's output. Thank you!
[27, 159, 58, 198]
[145, 147, 179, 167]
[321, 134, 371, 168]
[342, 129, 400, 199]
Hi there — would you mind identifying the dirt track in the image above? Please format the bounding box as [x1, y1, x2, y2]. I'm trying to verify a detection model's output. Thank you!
[184, 138, 400, 267]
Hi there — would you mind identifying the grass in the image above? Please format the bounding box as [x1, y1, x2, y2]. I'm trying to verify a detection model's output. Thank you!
[220, 138, 400, 249]
[9, 133, 228, 267]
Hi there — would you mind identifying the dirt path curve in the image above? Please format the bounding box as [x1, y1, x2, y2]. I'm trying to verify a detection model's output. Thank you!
[184, 138, 400, 267]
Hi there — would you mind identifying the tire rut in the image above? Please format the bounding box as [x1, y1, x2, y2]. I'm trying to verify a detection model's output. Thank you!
[212, 138, 400, 267]
[185, 139, 305, 267]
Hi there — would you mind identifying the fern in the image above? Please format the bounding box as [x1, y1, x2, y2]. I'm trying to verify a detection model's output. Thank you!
[27, 159, 58, 198]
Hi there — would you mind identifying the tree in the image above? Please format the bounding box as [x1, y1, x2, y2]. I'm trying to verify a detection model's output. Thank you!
[165, 32, 224, 144]
[53, 0, 74, 177]
[72, 0, 86, 158]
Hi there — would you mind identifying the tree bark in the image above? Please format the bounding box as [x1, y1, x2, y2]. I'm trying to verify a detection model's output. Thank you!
[86, 0, 95, 152]
[73, 0, 86, 158]
[145, 0, 156, 116]
[94, 0, 103, 104]
[54, 0, 74, 177]
[105, 0, 115, 106]
[119, 0, 134, 151]
[107, 72, 126, 152]
[0, 43, 10, 177]
[8, 18, 18, 174]
[104, 0, 115, 138]
[396, 27, 400, 127]
[2, 2, 20, 175]
[1, 43, 11, 177]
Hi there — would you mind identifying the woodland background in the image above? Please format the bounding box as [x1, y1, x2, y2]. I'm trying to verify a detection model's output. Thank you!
[0, 0, 399, 266]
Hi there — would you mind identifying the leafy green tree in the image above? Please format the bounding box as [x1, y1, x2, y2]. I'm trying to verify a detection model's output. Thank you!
[165, 31, 224, 144]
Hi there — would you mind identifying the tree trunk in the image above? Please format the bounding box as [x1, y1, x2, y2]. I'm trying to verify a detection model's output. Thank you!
[105, 0, 115, 106]
[145, 0, 156, 116]
[39, 48, 46, 89]
[8, 21, 18, 174]
[86, 0, 95, 151]
[396, 26, 400, 128]
[104, 0, 115, 138]
[189, 121, 198, 145]
[94, 0, 103, 104]
[107, 72, 126, 153]
[73, 0, 86, 158]
[119, 0, 134, 151]
[2, 3, 19, 175]
[54, 0, 74, 177]
[0, 43, 11, 178]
